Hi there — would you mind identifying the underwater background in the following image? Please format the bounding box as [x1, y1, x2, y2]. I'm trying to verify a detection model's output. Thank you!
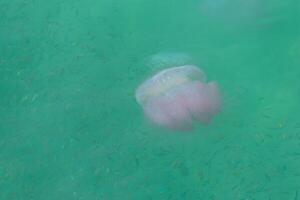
[1, 0, 300, 199]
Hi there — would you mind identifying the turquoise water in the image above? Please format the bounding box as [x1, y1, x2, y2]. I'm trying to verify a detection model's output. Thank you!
[1, 0, 300, 199]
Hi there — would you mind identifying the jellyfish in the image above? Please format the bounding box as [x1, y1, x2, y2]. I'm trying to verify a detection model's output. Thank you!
[135, 65, 221, 131]
[199, 0, 265, 26]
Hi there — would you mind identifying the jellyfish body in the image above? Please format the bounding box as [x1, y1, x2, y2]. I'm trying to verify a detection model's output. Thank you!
[135, 65, 221, 131]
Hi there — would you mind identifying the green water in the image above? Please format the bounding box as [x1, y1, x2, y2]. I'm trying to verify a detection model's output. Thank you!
[1, 0, 300, 199]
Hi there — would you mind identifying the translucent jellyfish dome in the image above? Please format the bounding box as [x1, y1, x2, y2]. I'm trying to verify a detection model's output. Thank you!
[135, 54, 221, 131]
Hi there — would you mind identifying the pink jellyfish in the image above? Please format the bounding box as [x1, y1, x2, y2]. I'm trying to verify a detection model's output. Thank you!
[135, 65, 221, 131]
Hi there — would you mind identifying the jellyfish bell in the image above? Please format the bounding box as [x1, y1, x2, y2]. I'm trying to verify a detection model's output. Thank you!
[199, 0, 261, 21]
[135, 65, 206, 105]
[146, 52, 193, 73]
[135, 65, 221, 131]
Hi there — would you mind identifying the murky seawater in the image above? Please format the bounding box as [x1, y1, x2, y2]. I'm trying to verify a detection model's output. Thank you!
[0, 0, 300, 199]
